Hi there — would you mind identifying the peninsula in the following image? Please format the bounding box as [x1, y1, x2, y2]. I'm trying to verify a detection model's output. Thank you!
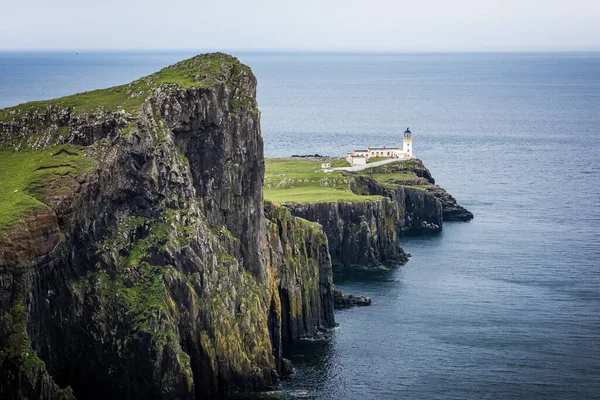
[0, 53, 471, 399]
[265, 153, 472, 268]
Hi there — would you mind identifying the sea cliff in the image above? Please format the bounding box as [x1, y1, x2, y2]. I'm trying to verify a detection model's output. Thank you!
[0, 53, 335, 399]
[264, 158, 472, 268]
[0, 52, 473, 399]
[286, 198, 407, 268]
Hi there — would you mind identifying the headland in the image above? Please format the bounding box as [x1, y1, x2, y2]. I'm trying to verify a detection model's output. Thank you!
[0, 52, 471, 399]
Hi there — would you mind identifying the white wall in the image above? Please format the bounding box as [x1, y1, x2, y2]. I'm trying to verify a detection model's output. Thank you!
[403, 138, 413, 157]
[352, 157, 367, 166]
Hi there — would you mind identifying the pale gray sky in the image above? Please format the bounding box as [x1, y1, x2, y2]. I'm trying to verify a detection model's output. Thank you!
[1, 0, 599, 51]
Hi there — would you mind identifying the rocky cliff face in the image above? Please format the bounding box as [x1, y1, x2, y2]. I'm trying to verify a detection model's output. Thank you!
[0, 53, 335, 399]
[263, 202, 335, 341]
[350, 159, 472, 228]
[425, 185, 474, 221]
[286, 199, 408, 268]
[278, 159, 472, 268]
[350, 175, 443, 233]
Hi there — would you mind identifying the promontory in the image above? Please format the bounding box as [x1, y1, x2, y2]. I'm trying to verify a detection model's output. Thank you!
[0, 53, 471, 399]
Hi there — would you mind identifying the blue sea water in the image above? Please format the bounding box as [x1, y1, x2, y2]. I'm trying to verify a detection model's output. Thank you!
[1, 51, 599, 399]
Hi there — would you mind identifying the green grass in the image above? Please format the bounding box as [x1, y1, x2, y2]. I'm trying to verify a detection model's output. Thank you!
[0, 301, 45, 371]
[0, 84, 150, 120]
[404, 185, 430, 191]
[0, 145, 97, 237]
[330, 159, 350, 168]
[0, 53, 249, 121]
[356, 159, 431, 190]
[367, 156, 388, 163]
[360, 172, 420, 186]
[264, 158, 380, 203]
[264, 157, 434, 203]
[367, 158, 423, 173]
[264, 187, 379, 203]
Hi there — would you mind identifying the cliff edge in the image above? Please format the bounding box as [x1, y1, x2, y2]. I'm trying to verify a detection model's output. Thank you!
[0, 53, 335, 399]
[264, 157, 473, 268]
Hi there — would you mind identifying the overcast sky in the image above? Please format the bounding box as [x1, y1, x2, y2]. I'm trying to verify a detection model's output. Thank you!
[1, 0, 599, 51]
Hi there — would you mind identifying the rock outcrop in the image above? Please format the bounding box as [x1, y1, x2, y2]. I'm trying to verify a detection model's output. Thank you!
[0, 53, 335, 399]
[275, 158, 471, 268]
[286, 199, 409, 268]
[333, 289, 371, 309]
[350, 175, 444, 232]
[0, 52, 473, 399]
[426, 185, 474, 221]
[264, 202, 335, 342]
[350, 158, 472, 229]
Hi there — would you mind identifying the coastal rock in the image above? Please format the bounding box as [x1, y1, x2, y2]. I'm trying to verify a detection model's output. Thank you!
[285, 199, 409, 268]
[352, 159, 472, 224]
[273, 158, 470, 269]
[425, 185, 474, 221]
[333, 289, 372, 309]
[400, 186, 444, 232]
[264, 201, 335, 342]
[280, 358, 293, 377]
[0, 53, 335, 399]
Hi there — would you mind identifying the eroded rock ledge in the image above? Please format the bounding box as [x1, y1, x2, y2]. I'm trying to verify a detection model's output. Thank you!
[334, 289, 372, 309]
[286, 199, 409, 268]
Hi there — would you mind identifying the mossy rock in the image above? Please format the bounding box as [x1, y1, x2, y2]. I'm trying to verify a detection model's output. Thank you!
[0, 53, 250, 121]
[0, 144, 97, 238]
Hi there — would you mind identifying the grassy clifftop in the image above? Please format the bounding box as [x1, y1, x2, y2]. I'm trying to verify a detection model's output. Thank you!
[264, 158, 429, 204]
[0, 145, 96, 237]
[0, 53, 249, 121]
[0, 53, 254, 238]
[355, 158, 432, 190]
[264, 158, 379, 203]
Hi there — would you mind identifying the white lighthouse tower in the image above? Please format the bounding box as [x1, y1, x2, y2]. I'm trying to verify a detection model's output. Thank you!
[403, 127, 413, 158]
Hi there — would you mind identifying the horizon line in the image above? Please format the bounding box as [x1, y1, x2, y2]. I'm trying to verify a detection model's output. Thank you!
[1, 48, 600, 54]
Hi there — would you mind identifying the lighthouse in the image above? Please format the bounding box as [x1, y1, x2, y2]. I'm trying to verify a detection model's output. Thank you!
[403, 127, 413, 158]
[344, 127, 415, 165]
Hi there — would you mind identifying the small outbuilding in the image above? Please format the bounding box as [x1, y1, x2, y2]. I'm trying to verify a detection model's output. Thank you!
[321, 162, 331, 169]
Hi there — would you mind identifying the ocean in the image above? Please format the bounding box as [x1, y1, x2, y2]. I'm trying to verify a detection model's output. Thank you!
[1, 51, 599, 399]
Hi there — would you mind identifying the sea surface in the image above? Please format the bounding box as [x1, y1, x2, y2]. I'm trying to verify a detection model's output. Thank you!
[1, 52, 599, 399]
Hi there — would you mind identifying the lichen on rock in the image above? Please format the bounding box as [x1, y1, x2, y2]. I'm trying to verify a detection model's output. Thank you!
[0, 53, 336, 399]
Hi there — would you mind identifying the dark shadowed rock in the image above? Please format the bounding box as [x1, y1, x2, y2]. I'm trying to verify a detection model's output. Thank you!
[334, 289, 372, 309]
[285, 199, 409, 268]
[425, 185, 474, 221]
[0, 53, 335, 399]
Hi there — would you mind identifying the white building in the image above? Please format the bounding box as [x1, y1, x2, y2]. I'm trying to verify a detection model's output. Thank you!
[345, 128, 414, 166]
[350, 156, 366, 166]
